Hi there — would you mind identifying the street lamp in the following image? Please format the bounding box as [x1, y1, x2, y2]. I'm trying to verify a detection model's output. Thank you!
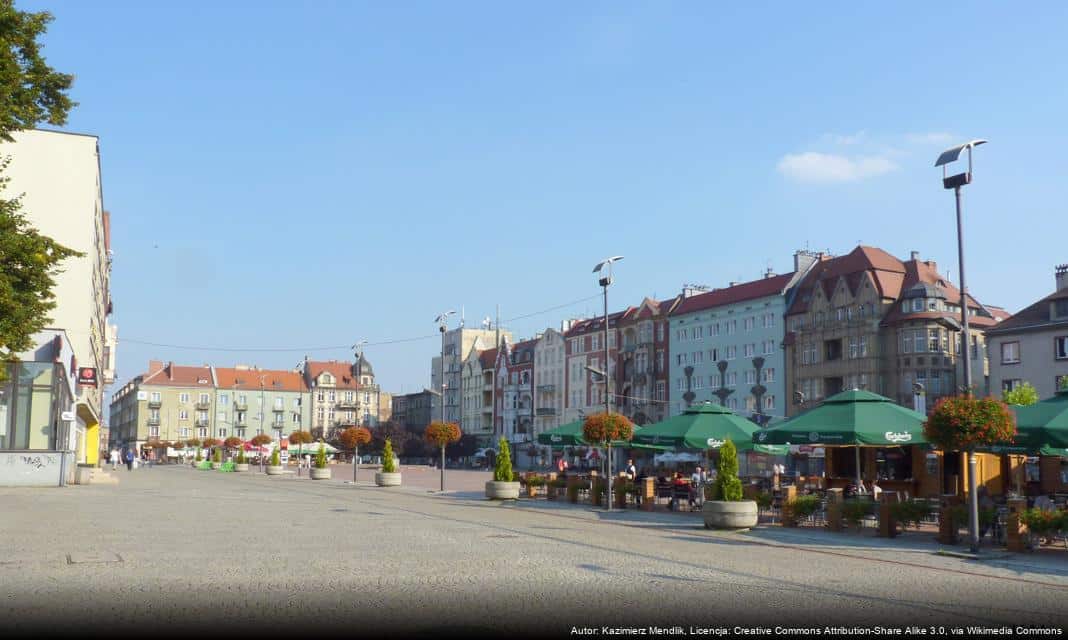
[592, 256, 623, 512]
[435, 311, 455, 492]
[935, 138, 987, 553]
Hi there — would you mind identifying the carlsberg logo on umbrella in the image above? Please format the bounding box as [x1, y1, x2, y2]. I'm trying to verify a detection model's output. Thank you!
[706, 438, 725, 449]
[884, 432, 912, 443]
[757, 432, 768, 442]
[550, 435, 561, 443]
[808, 432, 820, 443]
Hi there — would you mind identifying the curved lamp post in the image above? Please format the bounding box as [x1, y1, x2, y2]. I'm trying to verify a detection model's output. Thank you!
[592, 256, 623, 512]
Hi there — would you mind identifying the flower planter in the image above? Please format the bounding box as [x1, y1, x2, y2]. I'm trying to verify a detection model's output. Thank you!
[310, 467, 331, 480]
[703, 500, 758, 530]
[265, 465, 285, 476]
[485, 481, 520, 500]
[234, 463, 249, 472]
[375, 472, 402, 487]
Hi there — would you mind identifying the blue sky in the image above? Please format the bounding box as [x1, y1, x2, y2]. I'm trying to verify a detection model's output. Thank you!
[25, 1, 1068, 393]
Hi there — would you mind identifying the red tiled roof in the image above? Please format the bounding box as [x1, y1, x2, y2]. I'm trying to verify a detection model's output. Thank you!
[880, 259, 1000, 328]
[788, 246, 907, 315]
[301, 361, 357, 390]
[986, 290, 1068, 335]
[217, 367, 308, 392]
[479, 348, 498, 369]
[672, 273, 795, 316]
[564, 310, 629, 337]
[142, 363, 214, 388]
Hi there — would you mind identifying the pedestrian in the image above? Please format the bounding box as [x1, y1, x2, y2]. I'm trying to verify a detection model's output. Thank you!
[624, 458, 637, 481]
[109, 449, 119, 471]
[124, 449, 134, 471]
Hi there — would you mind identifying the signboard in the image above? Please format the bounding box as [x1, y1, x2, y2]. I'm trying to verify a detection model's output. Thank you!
[279, 451, 290, 464]
[77, 367, 98, 387]
[136, 391, 147, 401]
[61, 410, 75, 422]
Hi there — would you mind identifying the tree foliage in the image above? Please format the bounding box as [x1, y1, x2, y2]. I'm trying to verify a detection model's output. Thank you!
[1003, 382, 1039, 406]
[288, 430, 313, 446]
[381, 439, 396, 473]
[582, 412, 634, 444]
[339, 427, 371, 451]
[493, 437, 515, 482]
[924, 395, 1017, 451]
[0, 3, 79, 369]
[713, 438, 743, 502]
[0, 2, 75, 142]
[372, 422, 410, 454]
[249, 433, 272, 446]
[424, 421, 462, 448]
[185, 438, 202, 448]
[223, 436, 243, 450]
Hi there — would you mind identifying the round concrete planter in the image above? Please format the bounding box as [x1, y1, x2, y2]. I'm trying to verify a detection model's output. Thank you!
[234, 463, 249, 472]
[485, 481, 520, 500]
[265, 465, 285, 476]
[375, 472, 402, 487]
[310, 467, 331, 480]
[703, 500, 758, 530]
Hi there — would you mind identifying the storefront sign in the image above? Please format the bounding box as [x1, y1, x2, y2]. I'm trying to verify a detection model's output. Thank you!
[77, 367, 98, 387]
[706, 438, 725, 449]
[884, 431, 913, 443]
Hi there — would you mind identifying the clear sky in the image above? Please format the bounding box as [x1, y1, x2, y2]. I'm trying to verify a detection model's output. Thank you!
[24, 0, 1068, 394]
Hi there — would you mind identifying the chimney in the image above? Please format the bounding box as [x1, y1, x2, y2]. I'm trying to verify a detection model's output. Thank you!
[910, 251, 920, 261]
[728, 282, 739, 287]
[1057, 264, 1068, 291]
[764, 268, 775, 279]
[925, 259, 937, 273]
[148, 360, 163, 375]
[793, 250, 818, 274]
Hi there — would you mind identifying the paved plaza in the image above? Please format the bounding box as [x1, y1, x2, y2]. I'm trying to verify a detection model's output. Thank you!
[3, 464, 1068, 637]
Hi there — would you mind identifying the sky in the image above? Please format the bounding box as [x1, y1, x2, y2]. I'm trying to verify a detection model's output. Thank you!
[23, 0, 1068, 394]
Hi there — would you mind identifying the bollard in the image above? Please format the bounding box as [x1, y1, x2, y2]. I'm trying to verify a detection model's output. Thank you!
[1006, 498, 1029, 552]
[826, 488, 844, 532]
[877, 493, 897, 538]
[641, 477, 655, 511]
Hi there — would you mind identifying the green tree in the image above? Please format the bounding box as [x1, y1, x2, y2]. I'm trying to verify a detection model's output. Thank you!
[381, 439, 396, 473]
[0, 2, 79, 370]
[494, 437, 515, 482]
[1003, 381, 1039, 406]
[713, 438, 743, 502]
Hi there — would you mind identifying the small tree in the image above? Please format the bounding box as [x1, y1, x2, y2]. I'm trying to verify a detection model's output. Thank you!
[712, 438, 743, 502]
[314, 442, 328, 469]
[494, 437, 515, 482]
[270, 447, 280, 467]
[212, 447, 222, 464]
[425, 422, 462, 491]
[235, 448, 246, 464]
[339, 426, 372, 483]
[1003, 382, 1039, 406]
[381, 439, 397, 473]
[582, 412, 634, 510]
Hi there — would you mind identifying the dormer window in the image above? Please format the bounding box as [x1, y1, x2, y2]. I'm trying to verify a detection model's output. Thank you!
[912, 298, 924, 312]
[1055, 299, 1068, 318]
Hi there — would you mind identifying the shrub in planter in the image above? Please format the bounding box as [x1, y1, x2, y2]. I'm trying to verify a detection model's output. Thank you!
[782, 495, 821, 527]
[889, 500, 932, 531]
[375, 439, 402, 486]
[194, 450, 203, 463]
[236, 449, 247, 464]
[525, 475, 545, 497]
[270, 448, 280, 466]
[212, 448, 222, 464]
[486, 438, 520, 499]
[703, 438, 758, 529]
[1020, 508, 1064, 539]
[314, 442, 328, 469]
[755, 492, 774, 511]
[842, 499, 874, 530]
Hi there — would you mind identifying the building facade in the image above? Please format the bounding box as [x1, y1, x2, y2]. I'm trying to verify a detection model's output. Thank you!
[109, 361, 216, 451]
[303, 360, 361, 438]
[391, 390, 434, 433]
[669, 270, 803, 421]
[460, 346, 495, 437]
[617, 297, 680, 425]
[1, 129, 116, 471]
[563, 312, 624, 424]
[214, 366, 310, 441]
[430, 326, 510, 425]
[987, 265, 1068, 399]
[494, 339, 535, 445]
[785, 246, 1001, 416]
[533, 328, 567, 437]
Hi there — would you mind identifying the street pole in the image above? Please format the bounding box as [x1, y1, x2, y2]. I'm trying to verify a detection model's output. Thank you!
[440, 322, 447, 492]
[603, 277, 612, 513]
[955, 184, 981, 554]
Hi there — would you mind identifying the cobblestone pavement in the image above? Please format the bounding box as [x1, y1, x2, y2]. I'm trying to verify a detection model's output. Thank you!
[2, 465, 1066, 637]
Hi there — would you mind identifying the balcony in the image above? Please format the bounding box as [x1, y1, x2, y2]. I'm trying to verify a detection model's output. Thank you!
[335, 400, 358, 410]
[536, 408, 557, 416]
[234, 402, 247, 411]
[195, 401, 210, 410]
[272, 406, 286, 413]
[147, 416, 160, 426]
[235, 418, 247, 427]
[272, 421, 286, 429]
[537, 384, 556, 393]
[515, 407, 533, 417]
[147, 400, 162, 409]
[195, 418, 210, 427]
[334, 417, 357, 427]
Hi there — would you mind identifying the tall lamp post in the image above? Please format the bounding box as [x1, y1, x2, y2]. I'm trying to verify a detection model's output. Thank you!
[935, 138, 987, 554]
[435, 311, 455, 490]
[592, 255, 623, 512]
[350, 342, 367, 482]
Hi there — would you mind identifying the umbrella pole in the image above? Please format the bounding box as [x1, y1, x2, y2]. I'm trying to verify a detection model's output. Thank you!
[855, 446, 862, 491]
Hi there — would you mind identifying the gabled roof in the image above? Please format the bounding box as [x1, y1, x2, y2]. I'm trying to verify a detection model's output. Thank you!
[881, 258, 1000, 328]
[986, 290, 1068, 336]
[299, 361, 355, 390]
[672, 273, 795, 317]
[788, 246, 907, 315]
[478, 348, 498, 369]
[564, 310, 629, 337]
[142, 363, 214, 388]
[217, 367, 308, 392]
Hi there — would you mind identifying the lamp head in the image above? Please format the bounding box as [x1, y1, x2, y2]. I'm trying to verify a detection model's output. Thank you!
[935, 140, 987, 189]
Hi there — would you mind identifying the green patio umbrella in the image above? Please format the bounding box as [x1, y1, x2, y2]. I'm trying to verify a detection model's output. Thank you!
[536, 419, 643, 448]
[1011, 389, 1068, 449]
[752, 389, 928, 489]
[632, 402, 787, 455]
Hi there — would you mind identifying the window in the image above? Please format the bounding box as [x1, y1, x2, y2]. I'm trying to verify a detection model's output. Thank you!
[836, 308, 845, 321]
[179, 392, 190, 403]
[591, 335, 600, 351]
[693, 326, 703, 340]
[656, 324, 664, 341]
[764, 340, 775, 355]
[655, 381, 665, 401]
[1056, 299, 1068, 318]
[900, 331, 912, 354]
[727, 372, 737, 386]
[763, 368, 775, 383]
[727, 320, 737, 335]
[913, 330, 927, 353]
[274, 397, 284, 409]
[849, 338, 858, 359]
[217, 428, 227, 438]
[709, 348, 719, 362]
[181, 427, 190, 437]
[694, 376, 703, 390]
[219, 395, 228, 406]
[745, 371, 756, 385]
[711, 323, 720, 336]
[744, 318, 754, 332]
[198, 427, 207, 438]
[764, 395, 775, 410]
[149, 426, 159, 437]
[677, 379, 684, 392]
[745, 396, 756, 411]
[1002, 379, 1023, 392]
[1001, 341, 1020, 364]
[711, 373, 721, 388]
[199, 393, 209, 403]
[727, 346, 737, 360]
[328, 391, 336, 402]
[150, 391, 161, 402]
[929, 329, 941, 353]
[1055, 336, 1068, 360]
[694, 351, 703, 364]
[744, 344, 754, 357]
[912, 298, 924, 312]
[179, 410, 188, 420]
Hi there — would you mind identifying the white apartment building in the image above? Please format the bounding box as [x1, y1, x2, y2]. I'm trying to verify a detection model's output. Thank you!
[430, 326, 510, 425]
[533, 328, 566, 437]
[1, 129, 115, 471]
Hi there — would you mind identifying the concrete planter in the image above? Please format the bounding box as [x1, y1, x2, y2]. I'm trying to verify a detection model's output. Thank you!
[265, 465, 285, 476]
[703, 500, 758, 530]
[310, 467, 331, 480]
[234, 463, 250, 472]
[375, 472, 402, 487]
[210, 462, 221, 470]
[485, 481, 520, 500]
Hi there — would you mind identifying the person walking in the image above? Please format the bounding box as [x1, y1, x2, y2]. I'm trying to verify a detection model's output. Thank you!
[124, 449, 134, 471]
[109, 449, 119, 471]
